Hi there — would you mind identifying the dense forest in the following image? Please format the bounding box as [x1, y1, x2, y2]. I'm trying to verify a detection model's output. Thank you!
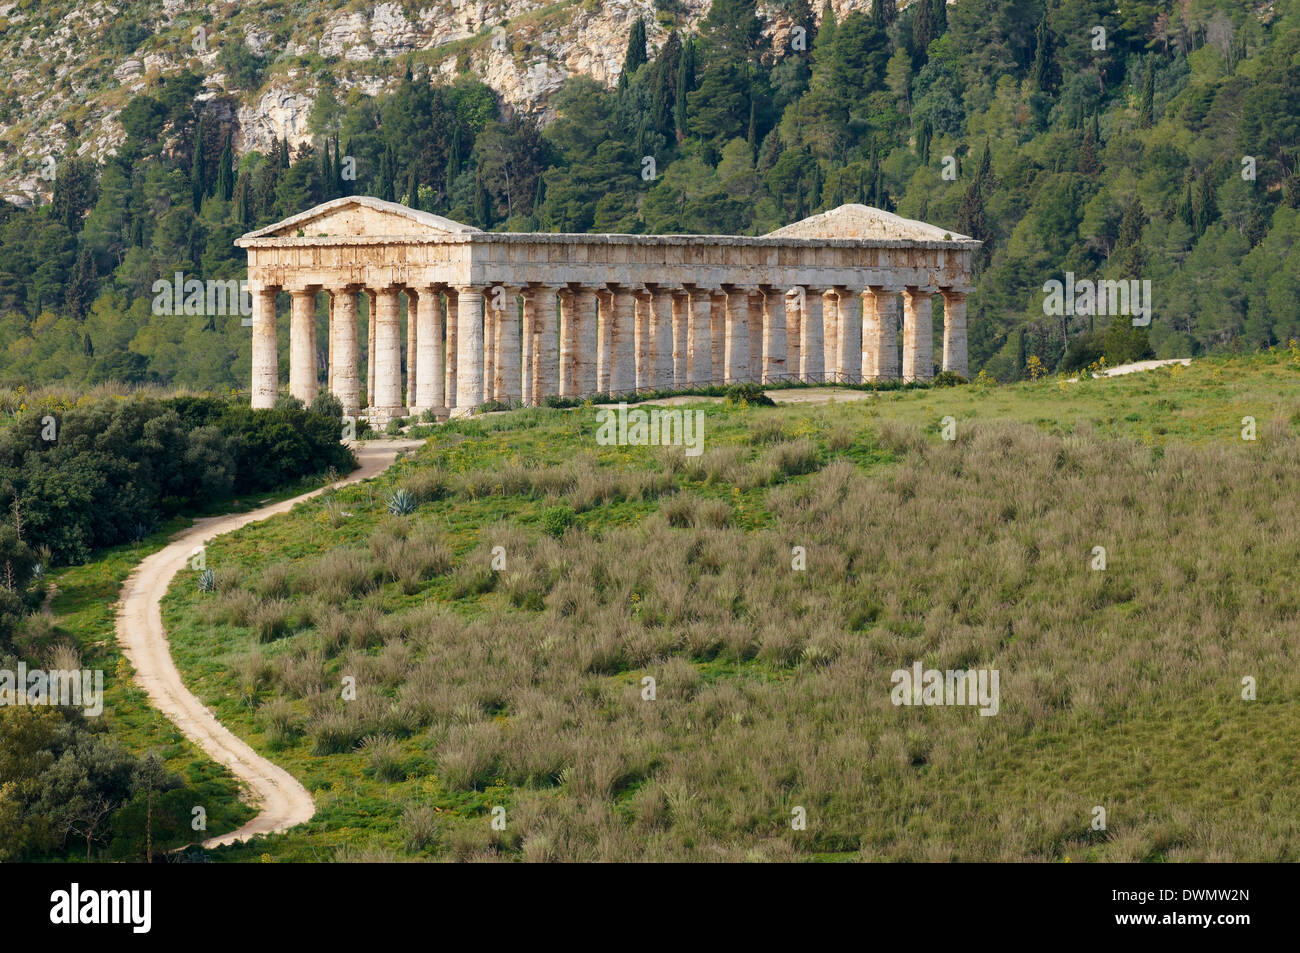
[0, 0, 1297, 389]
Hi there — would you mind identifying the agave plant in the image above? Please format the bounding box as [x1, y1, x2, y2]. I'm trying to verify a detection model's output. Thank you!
[385, 488, 417, 516]
[197, 569, 216, 593]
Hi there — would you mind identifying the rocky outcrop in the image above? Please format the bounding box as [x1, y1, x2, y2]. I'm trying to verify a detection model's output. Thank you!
[0, 0, 882, 204]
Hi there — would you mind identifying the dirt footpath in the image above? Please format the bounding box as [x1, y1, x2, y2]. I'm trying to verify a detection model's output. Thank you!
[114, 439, 424, 848]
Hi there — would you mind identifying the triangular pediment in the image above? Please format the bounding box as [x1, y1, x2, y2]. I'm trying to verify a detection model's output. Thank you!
[766, 203, 970, 242]
[238, 196, 479, 243]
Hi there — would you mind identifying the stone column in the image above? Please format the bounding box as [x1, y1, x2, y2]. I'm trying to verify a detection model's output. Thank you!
[373, 287, 403, 418]
[799, 286, 824, 383]
[941, 290, 969, 378]
[444, 292, 459, 410]
[366, 292, 376, 408]
[835, 288, 862, 384]
[414, 286, 444, 416]
[555, 288, 573, 397]
[762, 287, 787, 384]
[493, 286, 521, 404]
[671, 291, 689, 388]
[575, 287, 598, 397]
[710, 292, 725, 382]
[327, 294, 335, 394]
[596, 289, 613, 393]
[531, 285, 560, 402]
[687, 288, 713, 386]
[902, 287, 935, 383]
[865, 286, 901, 381]
[405, 290, 418, 410]
[747, 291, 765, 383]
[724, 287, 751, 383]
[483, 287, 498, 404]
[330, 287, 360, 417]
[786, 287, 802, 381]
[453, 287, 483, 413]
[288, 288, 318, 404]
[609, 287, 637, 396]
[634, 290, 652, 392]
[822, 290, 840, 382]
[525, 288, 541, 402]
[251, 284, 279, 409]
[651, 289, 674, 390]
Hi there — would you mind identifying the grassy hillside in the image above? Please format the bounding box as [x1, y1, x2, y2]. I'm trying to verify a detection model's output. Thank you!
[158, 353, 1300, 861]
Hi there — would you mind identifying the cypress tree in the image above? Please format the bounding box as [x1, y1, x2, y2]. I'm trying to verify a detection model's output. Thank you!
[1140, 59, 1155, 128]
[406, 166, 419, 209]
[624, 17, 648, 77]
[913, 0, 935, 62]
[217, 139, 235, 201]
[1029, 15, 1057, 93]
[191, 115, 206, 211]
[675, 38, 695, 139]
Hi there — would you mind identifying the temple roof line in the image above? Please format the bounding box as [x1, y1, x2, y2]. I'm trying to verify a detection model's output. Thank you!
[235, 197, 977, 249]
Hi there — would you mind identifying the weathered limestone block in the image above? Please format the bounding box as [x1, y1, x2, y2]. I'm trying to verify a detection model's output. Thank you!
[555, 288, 572, 398]
[762, 288, 787, 384]
[330, 288, 361, 416]
[724, 289, 750, 383]
[835, 288, 862, 384]
[786, 287, 802, 381]
[671, 292, 689, 388]
[444, 293, 459, 410]
[651, 291, 674, 390]
[366, 292, 376, 408]
[414, 287, 445, 415]
[454, 287, 483, 413]
[289, 289, 319, 404]
[942, 290, 969, 378]
[800, 287, 824, 383]
[710, 292, 725, 382]
[533, 286, 560, 401]
[576, 288, 599, 398]
[373, 288, 404, 418]
[688, 289, 713, 386]
[822, 290, 839, 382]
[251, 284, 279, 409]
[634, 290, 652, 391]
[864, 287, 901, 381]
[747, 290, 765, 382]
[596, 289, 613, 393]
[609, 289, 637, 395]
[902, 287, 935, 382]
[494, 286, 522, 404]
[406, 290, 418, 409]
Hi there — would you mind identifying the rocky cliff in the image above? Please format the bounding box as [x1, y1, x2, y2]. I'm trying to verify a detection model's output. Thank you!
[0, 0, 877, 206]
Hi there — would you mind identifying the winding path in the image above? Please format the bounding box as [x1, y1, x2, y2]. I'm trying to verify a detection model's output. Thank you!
[114, 439, 425, 848]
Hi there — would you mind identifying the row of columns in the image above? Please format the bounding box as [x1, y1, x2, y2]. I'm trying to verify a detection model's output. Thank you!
[250, 283, 969, 416]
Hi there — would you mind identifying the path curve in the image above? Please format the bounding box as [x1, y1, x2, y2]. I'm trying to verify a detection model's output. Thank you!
[114, 439, 425, 848]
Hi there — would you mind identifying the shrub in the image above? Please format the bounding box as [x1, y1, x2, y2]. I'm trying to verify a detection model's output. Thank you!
[725, 382, 775, 406]
[540, 506, 576, 538]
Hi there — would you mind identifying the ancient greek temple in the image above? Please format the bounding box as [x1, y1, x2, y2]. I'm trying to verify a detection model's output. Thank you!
[235, 196, 977, 422]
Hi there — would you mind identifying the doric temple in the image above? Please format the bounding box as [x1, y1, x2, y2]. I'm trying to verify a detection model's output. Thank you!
[235, 196, 978, 421]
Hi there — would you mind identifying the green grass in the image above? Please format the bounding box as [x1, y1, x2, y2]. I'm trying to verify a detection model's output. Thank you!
[83, 351, 1300, 859]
